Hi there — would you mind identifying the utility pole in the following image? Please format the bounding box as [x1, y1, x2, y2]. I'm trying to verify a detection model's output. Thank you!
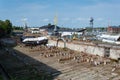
[22, 18, 28, 32]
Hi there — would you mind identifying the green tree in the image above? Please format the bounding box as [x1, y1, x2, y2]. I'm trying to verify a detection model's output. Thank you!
[0, 19, 13, 37]
[4, 20, 12, 34]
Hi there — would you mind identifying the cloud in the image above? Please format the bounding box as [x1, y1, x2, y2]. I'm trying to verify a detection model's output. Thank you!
[16, 3, 50, 16]
[80, 2, 120, 13]
[19, 3, 49, 10]
[76, 18, 84, 21]
[1, 0, 120, 27]
[96, 18, 104, 21]
[62, 18, 70, 21]
[43, 18, 49, 22]
[76, 17, 90, 21]
[21, 18, 28, 21]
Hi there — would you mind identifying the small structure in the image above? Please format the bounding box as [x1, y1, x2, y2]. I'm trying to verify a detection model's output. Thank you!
[29, 28, 40, 34]
[107, 26, 120, 34]
[22, 36, 48, 46]
[56, 38, 66, 48]
[98, 34, 120, 44]
[61, 32, 72, 39]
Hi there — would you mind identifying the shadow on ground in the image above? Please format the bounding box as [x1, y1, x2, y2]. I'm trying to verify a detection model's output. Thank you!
[0, 46, 61, 80]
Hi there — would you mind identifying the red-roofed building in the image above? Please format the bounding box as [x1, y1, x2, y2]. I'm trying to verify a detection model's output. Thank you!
[107, 26, 120, 34]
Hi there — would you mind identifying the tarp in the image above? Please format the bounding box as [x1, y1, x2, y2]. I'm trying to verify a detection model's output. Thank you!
[61, 32, 72, 37]
[23, 37, 47, 42]
[100, 34, 120, 41]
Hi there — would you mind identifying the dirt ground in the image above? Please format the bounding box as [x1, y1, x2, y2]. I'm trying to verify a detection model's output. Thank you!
[0, 39, 120, 80]
[1, 29, 120, 80]
[6, 43, 120, 79]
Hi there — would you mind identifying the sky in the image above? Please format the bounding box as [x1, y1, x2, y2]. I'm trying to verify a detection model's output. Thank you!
[0, 0, 120, 28]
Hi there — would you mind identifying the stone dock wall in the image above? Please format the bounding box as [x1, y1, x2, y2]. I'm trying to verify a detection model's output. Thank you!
[49, 40, 120, 60]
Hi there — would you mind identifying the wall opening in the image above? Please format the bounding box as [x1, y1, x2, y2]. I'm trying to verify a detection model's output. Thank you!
[104, 47, 110, 57]
[56, 38, 66, 48]
[118, 58, 120, 63]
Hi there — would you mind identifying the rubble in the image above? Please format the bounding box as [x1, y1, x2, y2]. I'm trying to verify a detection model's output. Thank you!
[111, 73, 118, 76]
[112, 68, 116, 72]
[19, 45, 113, 66]
[7, 43, 120, 80]
[1, 32, 120, 80]
[58, 57, 74, 63]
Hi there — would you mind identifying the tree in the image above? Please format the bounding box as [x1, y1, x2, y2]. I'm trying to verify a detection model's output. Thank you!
[0, 19, 13, 37]
[48, 23, 51, 26]
[4, 20, 12, 34]
[13, 26, 24, 30]
[0, 27, 5, 38]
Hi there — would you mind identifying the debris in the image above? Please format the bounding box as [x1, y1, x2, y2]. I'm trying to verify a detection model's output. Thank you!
[111, 73, 118, 76]
[104, 61, 107, 65]
[58, 57, 74, 62]
[86, 58, 90, 62]
[112, 68, 116, 72]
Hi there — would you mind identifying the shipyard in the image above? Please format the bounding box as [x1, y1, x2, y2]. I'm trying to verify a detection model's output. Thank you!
[0, 0, 120, 80]
[0, 23, 120, 80]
